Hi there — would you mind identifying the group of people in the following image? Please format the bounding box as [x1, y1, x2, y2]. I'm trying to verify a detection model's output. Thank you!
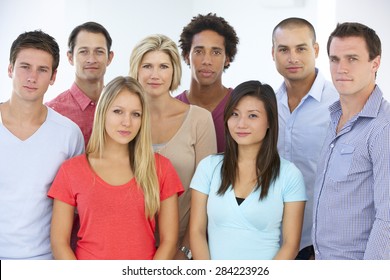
[0, 13, 389, 261]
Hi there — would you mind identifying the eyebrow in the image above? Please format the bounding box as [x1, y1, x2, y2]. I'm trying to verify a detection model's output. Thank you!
[19, 62, 50, 69]
[193, 46, 223, 51]
[277, 43, 308, 48]
[77, 46, 107, 51]
[233, 108, 261, 113]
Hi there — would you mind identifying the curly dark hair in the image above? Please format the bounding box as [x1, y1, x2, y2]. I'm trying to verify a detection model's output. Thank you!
[179, 13, 239, 69]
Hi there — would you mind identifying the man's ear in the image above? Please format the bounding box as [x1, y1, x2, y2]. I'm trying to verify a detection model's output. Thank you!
[49, 69, 57, 85]
[67, 51, 74, 66]
[224, 56, 230, 68]
[107, 51, 114, 66]
[314, 42, 320, 58]
[372, 55, 381, 73]
[8, 64, 13, 78]
[184, 54, 190, 66]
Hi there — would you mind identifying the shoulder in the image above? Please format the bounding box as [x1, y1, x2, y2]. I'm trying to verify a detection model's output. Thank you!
[188, 105, 213, 121]
[60, 154, 86, 169]
[175, 91, 188, 103]
[322, 80, 339, 102]
[46, 107, 82, 134]
[378, 98, 390, 122]
[154, 153, 170, 165]
[45, 90, 71, 106]
[199, 154, 224, 168]
[279, 157, 303, 177]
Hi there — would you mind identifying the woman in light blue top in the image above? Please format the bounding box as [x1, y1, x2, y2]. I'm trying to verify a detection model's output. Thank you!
[190, 80, 307, 260]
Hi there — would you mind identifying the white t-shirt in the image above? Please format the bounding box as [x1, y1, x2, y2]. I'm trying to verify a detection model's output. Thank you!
[0, 107, 84, 259]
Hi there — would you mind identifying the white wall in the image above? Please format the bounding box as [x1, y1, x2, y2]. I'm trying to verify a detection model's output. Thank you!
[0, 0, 389, 103]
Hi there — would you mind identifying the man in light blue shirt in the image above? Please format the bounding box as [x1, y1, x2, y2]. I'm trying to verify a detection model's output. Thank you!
[313, 22, 390, 259]
[272, 18, 338, 259]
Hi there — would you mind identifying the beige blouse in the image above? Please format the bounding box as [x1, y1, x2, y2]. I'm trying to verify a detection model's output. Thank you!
[153, 105, 217, 243]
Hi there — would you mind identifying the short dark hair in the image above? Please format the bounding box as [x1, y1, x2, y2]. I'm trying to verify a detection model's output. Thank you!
[9, 30, 60, 76]
[68, 21, 112, 54]
[179, 13, 239, 69]
[327, 22, 381, 61]
[272, 17, 316, 46]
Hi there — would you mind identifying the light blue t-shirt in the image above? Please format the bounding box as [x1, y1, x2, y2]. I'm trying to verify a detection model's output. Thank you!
[0, 107, 84, 259]
[190, 154, 306, 260]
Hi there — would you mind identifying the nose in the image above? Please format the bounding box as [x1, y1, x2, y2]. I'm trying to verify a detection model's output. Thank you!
[150, 67, 160, 79]
[337, 61, 349, 74]
[237, 116, 247, 128]
[288, 54, 299, 64]
[27, 71, 38, 83]
[202, 52, 212, 65]
[86, 52, 97, 64]
[121, 114, 132, 127]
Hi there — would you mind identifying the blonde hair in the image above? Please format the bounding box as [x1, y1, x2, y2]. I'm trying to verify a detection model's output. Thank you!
[87, 76, 160, 218]
[129, 34, 182, 91]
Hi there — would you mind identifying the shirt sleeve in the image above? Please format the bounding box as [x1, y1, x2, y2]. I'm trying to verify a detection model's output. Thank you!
[190, 155, 219, 195]
[364, 124, 390, 259]
[193, 106, 217, 167]
[47, 162, 77, 206]
[155, 154, 184, 201]
[281, 160, 307, 202]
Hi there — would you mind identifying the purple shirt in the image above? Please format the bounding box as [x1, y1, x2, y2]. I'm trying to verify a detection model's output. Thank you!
[176, 89, 232, 153]
[46, 83, 97, 146]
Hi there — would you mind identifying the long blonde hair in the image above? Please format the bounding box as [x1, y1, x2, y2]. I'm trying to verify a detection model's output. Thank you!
[87, 76, 160, 218]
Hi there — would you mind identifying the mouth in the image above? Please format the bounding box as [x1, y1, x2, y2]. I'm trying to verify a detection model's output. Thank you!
[118, 130, 131, 136]
[286, 66, 301, 72]
[335, 77, 352, 82]
[236, 132, 250, 137]
[24, 85, 38, 91]
[199, 70, 214, 77]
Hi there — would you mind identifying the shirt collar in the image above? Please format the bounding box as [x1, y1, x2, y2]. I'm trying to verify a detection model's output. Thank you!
[276, 68, 324, 103]
[329, 85, 382, 119]
[70, 83, 95, 111]
[308, 68, 325, 102]
[359, 85, 382, 118]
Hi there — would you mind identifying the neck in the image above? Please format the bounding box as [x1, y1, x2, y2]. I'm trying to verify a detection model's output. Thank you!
[284, 71, 316, 109]
[147, 92, 173, 118]
[75, 78, 104, 102]
[101, 140, 130, 160]
[339, 84, 375, 121]
[237, 144, 260, 163]
[187, 83, 228, 111]
[6, 97, 46, 124]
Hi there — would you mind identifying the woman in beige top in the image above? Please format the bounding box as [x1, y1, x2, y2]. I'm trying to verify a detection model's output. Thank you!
[129, 34, 217, 259]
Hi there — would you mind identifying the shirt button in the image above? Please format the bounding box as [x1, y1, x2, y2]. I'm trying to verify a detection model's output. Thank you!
[330, 143, 334, 148]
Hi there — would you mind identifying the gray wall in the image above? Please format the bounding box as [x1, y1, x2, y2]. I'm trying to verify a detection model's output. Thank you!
[1, 0, 389, 102]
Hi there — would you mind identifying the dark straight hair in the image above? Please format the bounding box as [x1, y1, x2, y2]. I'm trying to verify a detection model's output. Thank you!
[219, 80, 280, 200]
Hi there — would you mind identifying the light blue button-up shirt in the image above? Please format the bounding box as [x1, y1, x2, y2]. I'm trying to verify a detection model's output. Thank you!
[313, 86, 390, 259]
[276, 69, 338, 250]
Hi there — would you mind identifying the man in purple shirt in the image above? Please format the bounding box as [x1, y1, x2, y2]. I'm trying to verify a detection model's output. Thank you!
[176, 13, 239, 153]
[46, 22, 114, 146]
[313, 22, 390, 259]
